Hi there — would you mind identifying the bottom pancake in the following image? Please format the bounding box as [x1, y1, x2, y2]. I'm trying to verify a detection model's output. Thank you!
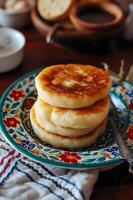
[30, 105, 107, 149]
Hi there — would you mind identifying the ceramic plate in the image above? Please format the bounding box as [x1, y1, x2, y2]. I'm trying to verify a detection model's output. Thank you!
[0, 69, 133, 169]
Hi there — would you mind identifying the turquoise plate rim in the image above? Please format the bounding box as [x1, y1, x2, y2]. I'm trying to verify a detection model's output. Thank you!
[0, 69, 132, 169]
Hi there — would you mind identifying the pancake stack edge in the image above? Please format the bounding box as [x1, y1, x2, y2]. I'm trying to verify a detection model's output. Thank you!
[30, 64, 112, 149]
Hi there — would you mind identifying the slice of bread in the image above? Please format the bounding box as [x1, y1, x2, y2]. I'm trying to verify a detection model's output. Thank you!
[37, 0, 74, 21]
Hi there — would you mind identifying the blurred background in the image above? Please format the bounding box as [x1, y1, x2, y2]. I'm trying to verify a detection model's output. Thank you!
[0, 0, 133, 53]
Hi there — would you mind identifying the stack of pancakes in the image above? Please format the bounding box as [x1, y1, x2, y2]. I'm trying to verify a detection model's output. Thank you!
[30, 64, 112, 149]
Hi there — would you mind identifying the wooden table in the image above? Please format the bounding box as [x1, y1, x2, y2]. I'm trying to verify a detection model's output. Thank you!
[0, 26, 133, 200]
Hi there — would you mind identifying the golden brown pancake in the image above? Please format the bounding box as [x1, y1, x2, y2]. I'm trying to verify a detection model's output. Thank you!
[34, 102, 97, 137]
[35, 64, 112, 108]
[35, 97, 110, 129]
[30, 105, 108, 148]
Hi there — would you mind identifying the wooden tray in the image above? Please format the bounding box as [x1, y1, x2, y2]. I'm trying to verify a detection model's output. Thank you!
[31, 5, 126, 49]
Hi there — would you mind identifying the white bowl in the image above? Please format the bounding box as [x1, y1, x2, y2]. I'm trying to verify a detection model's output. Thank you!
[0, 27, 25, 73]
[0, 0, 34, 28]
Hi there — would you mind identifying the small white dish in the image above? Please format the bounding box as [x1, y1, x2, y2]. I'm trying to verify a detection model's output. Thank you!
[0, 0, 34, 28]
[0, 27, 25, 73]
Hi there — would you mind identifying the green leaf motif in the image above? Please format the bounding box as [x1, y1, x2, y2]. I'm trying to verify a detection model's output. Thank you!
[16, 131, 26, 137]
[5, 103, 10, 108]
[13, 134, 17, 139]
[83, 158, 96, 163]
[3, 112, 7, 117]
[92, 152, 98, 156]
[98, 157, 106, 161]
[40, 153, 47, 159]
[8, 129, 14, 134]
[119, 93, 123, 99]
[44, 148, 51, 152]
[50, 150, 60, 154]
[11, 102, 19, 109]
[23, 134, 29, 140]
[81, 152, 91, 156]
[18, 126, 24, 132]
[29, 84, 35, 88]
[49, 156, 59, 161]
[10, 110, 18, 114]
[49, 156, 59, 160]
[6, 97, 12, 103]
[17, 83, 22, 89]
[37, 144, 43, 149]
[26, 88, 30, 93]
[23, 80, 27, 85]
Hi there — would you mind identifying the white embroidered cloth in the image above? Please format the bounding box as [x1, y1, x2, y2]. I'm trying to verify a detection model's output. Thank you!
[0, 133, 98, 200]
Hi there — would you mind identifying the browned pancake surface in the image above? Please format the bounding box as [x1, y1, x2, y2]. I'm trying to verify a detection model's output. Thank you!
[38, 64, 111, 97]
[55, 97, 109, 115]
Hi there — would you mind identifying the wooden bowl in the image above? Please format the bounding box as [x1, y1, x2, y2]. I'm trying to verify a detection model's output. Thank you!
[31, 6, 83, 41]
[31, 4, 127, 50]
[70, 1, 126, 31]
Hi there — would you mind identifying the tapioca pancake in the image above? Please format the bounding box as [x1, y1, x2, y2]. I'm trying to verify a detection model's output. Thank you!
[35, 64, 112, 108]
[30, 105, 107, 148]
[34, 102, 97, 137]
[36, 97, 110, 129]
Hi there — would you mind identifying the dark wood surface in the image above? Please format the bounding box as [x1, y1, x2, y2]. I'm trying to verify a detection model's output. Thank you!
[0, 25, 133, 200]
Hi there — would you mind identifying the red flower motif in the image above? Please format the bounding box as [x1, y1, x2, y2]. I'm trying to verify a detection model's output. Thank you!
[59, 152, 81, 164]
[25, 98, 36, 110]
[125, 126, 133, 140]
[4, 117, 20, 128]
[129, 103, 133, 111]
[9, 90, 25, 101]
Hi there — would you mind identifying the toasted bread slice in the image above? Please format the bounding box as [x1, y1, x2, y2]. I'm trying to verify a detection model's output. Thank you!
[35, 64, 112, 108]
[30, 105, 107, 149]
[37, 0, 74, 21]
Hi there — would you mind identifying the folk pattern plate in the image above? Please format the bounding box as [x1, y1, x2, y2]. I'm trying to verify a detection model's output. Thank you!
[0, 69, 133, 169]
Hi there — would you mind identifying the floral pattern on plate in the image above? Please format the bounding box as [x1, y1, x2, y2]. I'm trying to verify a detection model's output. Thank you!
[111, 81, 133, 150]
[0, 70, 132, 169]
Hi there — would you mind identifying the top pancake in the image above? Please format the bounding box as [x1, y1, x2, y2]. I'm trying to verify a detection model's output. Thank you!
[35, 64, 112, 108]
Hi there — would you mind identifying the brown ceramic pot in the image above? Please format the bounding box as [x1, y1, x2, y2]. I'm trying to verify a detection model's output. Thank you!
[69, 1, 126, 31]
